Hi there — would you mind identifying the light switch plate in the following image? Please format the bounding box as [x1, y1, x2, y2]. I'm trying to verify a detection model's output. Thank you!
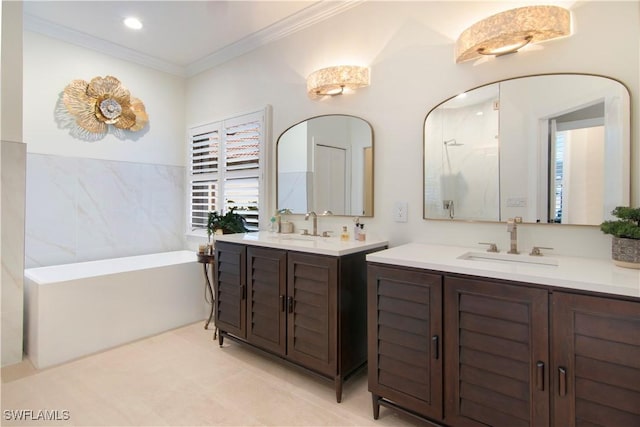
[506, 197, 527, 207]
[393, 201, 408, 222]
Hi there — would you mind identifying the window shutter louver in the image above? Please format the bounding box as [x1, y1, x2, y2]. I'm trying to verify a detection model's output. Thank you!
[190, 127, 220, 175]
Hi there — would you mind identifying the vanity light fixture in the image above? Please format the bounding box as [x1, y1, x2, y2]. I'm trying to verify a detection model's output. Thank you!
[455, 5, 571, 63]
[306, 65, 370, 99]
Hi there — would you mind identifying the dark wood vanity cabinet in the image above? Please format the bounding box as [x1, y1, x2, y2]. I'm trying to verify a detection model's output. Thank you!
[444, 276, 550, 427]
[368, 265, 443, 421]
[246, 245, 287, 356]
[285, 251, 338, 377]
[214, 241, 246, 339]
[552, 292, 640, 427]
[215, 241, 375, 402]
[367, 263, 640, 427]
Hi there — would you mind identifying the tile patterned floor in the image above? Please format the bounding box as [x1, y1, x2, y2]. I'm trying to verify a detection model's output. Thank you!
[1, 323, 419, 426]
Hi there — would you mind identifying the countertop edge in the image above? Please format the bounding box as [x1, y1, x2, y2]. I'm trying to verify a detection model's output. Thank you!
[366, 243, 640, 300]
[214, 232, 388, 256]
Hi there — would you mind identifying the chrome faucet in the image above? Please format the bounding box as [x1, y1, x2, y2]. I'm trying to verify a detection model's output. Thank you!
[507, 217, 522, 254]
[305, 211, 318, 236]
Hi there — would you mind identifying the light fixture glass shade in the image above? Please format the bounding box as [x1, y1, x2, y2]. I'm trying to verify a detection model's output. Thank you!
[455, 6, 571, 63]
[306, 65, 370, 98]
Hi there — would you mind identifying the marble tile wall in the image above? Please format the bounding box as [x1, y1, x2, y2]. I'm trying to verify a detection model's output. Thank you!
[1, 141, 26, 367]
[25, 154, 186, 268]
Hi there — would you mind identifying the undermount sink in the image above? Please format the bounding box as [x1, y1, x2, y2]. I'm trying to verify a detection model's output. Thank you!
[458, 251, 559, 266]
[275, 234, 322, 242]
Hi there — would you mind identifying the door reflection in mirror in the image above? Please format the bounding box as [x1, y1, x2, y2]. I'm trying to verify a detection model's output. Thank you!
[549, 102, 605, 224]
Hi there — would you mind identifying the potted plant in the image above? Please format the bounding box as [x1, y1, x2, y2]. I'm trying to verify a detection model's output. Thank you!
[207, 207, 248, 240]
[600, 206, 640, 269]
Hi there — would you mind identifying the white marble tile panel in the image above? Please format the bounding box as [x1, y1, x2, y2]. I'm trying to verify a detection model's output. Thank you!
[25, 154, 77, 267]
[25, 154, 186, 267]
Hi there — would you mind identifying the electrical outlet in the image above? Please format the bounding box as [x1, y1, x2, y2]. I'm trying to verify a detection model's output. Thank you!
[393, 201, 408, 222]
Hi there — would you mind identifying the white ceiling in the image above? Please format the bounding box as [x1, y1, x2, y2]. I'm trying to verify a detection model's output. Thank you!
[23, 0, 363, 77]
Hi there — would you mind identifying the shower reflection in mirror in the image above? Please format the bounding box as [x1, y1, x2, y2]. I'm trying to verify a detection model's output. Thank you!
[424, 84, 500, 221]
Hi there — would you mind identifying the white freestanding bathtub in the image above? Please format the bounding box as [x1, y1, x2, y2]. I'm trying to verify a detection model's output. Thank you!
[24, 250, 204, 368]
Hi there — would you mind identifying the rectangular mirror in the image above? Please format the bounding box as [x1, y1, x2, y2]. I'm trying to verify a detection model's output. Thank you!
[424, 74, 630, 225]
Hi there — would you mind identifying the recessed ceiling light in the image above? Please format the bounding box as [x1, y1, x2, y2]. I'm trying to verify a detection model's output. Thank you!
[123, 17, 143, 30]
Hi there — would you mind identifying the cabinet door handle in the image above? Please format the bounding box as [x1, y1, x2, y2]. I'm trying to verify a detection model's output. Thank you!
[432, 335, 439, 360]
[287, 296, 294, 314]
[559, 367, 567, 397]
[536, 361, 545, 391]
[280, 295, 285, 312]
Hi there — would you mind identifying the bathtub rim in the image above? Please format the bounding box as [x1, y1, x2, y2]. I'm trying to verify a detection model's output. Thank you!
[24, 250, 198, 284]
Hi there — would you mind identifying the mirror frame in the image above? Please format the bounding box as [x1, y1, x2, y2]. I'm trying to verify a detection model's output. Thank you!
[422, 73, 632, 225]
[276, 114, 375, 217]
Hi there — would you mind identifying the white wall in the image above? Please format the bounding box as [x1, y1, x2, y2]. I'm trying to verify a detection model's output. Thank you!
[23, 31, 186, 166]
[186, 1, 639, 259]
[22, 32, 188, 268]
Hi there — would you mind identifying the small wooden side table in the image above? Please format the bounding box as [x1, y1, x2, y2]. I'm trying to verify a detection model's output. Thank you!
[196, 253, 216, 339]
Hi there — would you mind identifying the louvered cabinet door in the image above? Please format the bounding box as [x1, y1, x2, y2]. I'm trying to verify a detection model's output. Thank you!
[367, 265, 443, 421]
[214, 241, 246, 339]
[246, 246, 287, 356]
[286, 252, 338, 377]
[552, 292, 640, 427]
[444, 276, 549, 427]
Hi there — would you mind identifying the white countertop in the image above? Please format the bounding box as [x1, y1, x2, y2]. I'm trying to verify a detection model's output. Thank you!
[214, 231, 388, 257]
[366, 243, 640, 299]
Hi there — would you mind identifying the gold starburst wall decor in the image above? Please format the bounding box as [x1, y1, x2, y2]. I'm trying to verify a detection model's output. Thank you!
[59, 76, 148, 140]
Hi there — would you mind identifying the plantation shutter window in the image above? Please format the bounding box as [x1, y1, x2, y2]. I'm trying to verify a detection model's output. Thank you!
[188, 109, 267, 234]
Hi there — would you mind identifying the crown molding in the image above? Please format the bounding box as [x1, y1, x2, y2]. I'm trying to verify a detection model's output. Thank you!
[186, 0, 366, 77]
[23, 14, 187, 77]
[23, 0, 365, 79]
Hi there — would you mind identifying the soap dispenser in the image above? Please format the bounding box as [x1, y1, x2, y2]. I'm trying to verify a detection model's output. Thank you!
[358, 224, 366, 241]
[340, 226, 350, 241]
[353, 217, 361, 241]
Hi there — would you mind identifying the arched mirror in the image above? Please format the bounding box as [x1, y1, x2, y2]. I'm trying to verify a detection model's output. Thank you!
[277, 115, 373, 216]
[424, 74, 630, 225]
